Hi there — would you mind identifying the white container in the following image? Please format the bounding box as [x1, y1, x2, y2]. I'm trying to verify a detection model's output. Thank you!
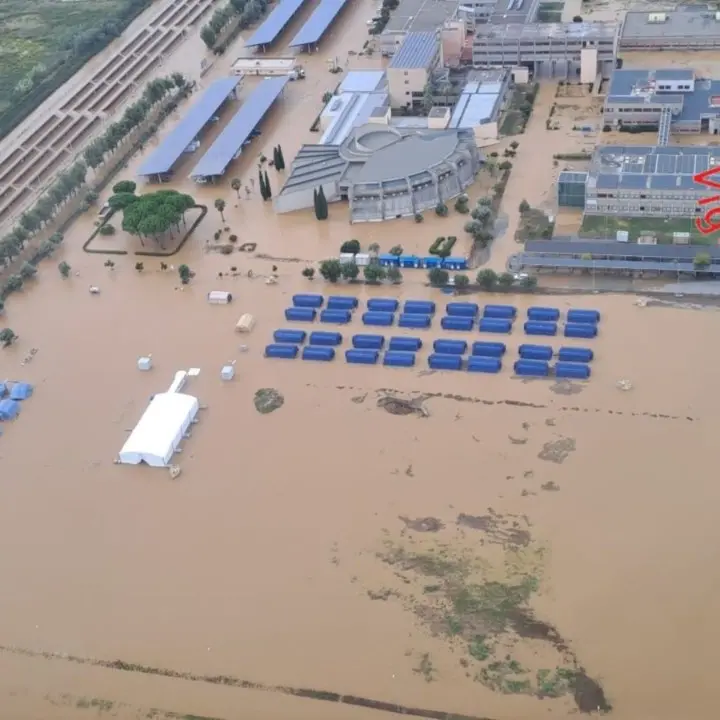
[235, 313, 255, 333]
[339, 253, 356, 263]
[221, 364, 236, 381]
[208, 291, 233, 304]
[137, 356, 153, 371]
[355, 253, 370, 267]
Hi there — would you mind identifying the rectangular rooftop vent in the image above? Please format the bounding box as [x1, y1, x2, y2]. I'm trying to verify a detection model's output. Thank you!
[647, 12, 667, 23]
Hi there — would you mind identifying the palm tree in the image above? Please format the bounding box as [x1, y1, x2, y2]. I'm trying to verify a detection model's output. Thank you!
[215, 198, 226, 222]
[231, 178, 242, 197]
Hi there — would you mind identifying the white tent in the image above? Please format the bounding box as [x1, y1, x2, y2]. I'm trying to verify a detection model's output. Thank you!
[118, 392, 199, 467]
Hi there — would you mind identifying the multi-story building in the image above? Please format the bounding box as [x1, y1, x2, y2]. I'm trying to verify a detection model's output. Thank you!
[386, 32, 441, 109]
[472, 22, 616, 80]
[618, 6, 720, 52]
[379, 0, 459, 56]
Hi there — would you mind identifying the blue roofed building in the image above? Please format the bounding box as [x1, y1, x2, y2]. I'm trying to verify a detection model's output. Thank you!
[386, 31, 440, 109]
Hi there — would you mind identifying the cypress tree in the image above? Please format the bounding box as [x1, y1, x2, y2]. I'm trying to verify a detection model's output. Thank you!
[276, 145, 286, 171]
[264, 170, 272, 199]
[272, 146, 279, 168]
[317, 185, 328, 220]
[313, 188, 319, 219]
[258, 168, 267, 200]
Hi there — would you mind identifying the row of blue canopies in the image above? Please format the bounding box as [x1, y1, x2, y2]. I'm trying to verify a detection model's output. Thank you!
[0, 381, 34, 423]
[375, 255, 469, 270]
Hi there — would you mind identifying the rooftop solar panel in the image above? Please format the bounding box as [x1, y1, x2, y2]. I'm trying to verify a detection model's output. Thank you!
[246, 0, 309, 47]
[289, 0, 351, 47]
[137, 78, 238, 176]
[189, 77, 289, 178]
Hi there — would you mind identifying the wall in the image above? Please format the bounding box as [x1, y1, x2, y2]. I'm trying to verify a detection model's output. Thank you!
[387, 67, 429, 108]
[584, 187, 702, 217]
[441, 22, 465, 66]
[580, 48, 598, 84]
[274, 181, 340, 214]
[474, 121, 498, 145]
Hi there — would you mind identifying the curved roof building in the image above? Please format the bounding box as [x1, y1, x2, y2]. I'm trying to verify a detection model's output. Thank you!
[275, 123, 482, 222]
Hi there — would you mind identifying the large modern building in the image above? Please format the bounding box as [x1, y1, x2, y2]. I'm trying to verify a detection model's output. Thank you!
[472, 22, 616, 80]
[603, 68, 720, 139]
[386, 32, 442, 109]
[564, 145, 720, 218]
[379, 0, 459, 55]
[618, 6, 720, 52]
[275, 123, 482, 222]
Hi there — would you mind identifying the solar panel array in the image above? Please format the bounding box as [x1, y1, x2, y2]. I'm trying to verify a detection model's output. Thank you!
[245, 0, 309, 47]
[289, 0, 350, 47]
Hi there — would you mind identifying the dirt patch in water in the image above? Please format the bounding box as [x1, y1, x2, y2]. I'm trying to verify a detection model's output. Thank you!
[400, 516, 444, 533]
[254, 388, 284, 414]
[538, 437, 576, 463]
[456, 510, 532, 548]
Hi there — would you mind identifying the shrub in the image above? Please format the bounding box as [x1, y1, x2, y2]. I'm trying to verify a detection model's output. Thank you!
[387, 266, 402, 283]
[520, 275, 537, 290]
[428, 267, 449, 286]
[363, 264, 386, 283]
[389, 244, 403, 256]
[340, 239, 361, 254]
[435, 202, 449, 217]
[319, 259, 342, 282]
[429, 237, 445, 255]
[340, 261, 360, 280]
[476, 269, 498, 290]
[414, 213, 424, 223]
[302, 267, 315, 279]
[454, 274, 469, 290]
[99, 223, 116, 236]
[498, 272, 515, 288]
[519, 199, 530, 214]
[229, 234, 238, 243]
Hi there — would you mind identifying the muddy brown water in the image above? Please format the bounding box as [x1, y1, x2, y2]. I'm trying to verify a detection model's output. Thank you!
[1, 0, 720, 718]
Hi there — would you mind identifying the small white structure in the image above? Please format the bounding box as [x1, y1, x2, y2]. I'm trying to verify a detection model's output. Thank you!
[137, 355, 153, 371]
[235, 313, 255, 333]
[221, 363, 236, 381]
[118, 391, 199, 467]
[208, 291, 233, 304]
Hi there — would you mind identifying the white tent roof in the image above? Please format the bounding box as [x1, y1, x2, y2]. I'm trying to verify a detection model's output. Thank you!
[119, 392, 199, 467]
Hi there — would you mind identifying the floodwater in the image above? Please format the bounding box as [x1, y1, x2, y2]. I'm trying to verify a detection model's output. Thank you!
[2, 1, 720, 719]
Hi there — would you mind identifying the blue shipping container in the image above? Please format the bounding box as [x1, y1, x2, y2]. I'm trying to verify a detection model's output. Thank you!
[514, 359, 550, 377]
[345, 349, 379, 365]
[398, 313, 431, 329]
[483, 304, 517, 319]
[292, 293, 324, 308]
[558, 346, 594, 363]
[302, 346, 335, 362]
[524, 321, 558, 336]
[467, 357, 502, 374]
[367, 298, 399, 312]
[442, 256, 469, 270]
[446, 302, 479, 317]
[320, 309, 352, 324]
[527, 306, 560, 322]
[363, 311, 394, 327]
[403, 300, 435, 315]
[327, 295, 359, 310]
[428, 354, 463, 370]
[567, 309, 601, 325]
[433, 339, 467, 355]
[285, 307, 316, 322]
[352, 334, 385, 349]
[273, 329, 307, 344]
[309, 331, 343, 346]
[378, 254, 400, 267]
[265, 343, 299, 359]
[519, 344, 553, 361]
[388, 336, 422, 352]
[399, 255, 422, 269]
[384, 351, 416, 367]
[479, 318, 512, 334]
[471, 341, 506, 357]
[555, 362, 591, 379]
[564, 323, 598, 339]
[441, 316, 474, 331]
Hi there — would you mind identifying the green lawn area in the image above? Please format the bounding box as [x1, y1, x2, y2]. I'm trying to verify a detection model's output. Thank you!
[0, 0, 151, 139]
[579, 214, 717, 246]
[499, 84, 537, 136]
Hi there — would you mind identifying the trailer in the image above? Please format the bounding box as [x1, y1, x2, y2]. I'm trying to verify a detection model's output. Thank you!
[231, 57, 305, 79]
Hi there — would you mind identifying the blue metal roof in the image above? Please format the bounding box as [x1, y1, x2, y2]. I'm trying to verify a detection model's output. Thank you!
[289, 0, 350, 47]
[389, 32, 437, 69]
[137, 78, 238, 176]
[189, 77, 289, 178]
[245, 0, 309, 47]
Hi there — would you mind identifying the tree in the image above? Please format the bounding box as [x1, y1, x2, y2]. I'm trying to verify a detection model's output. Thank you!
[215, 198, 226, 221]
[368, 242, 380, 256]
[498, 161, 512, 171]
[109, 192, 138, 211]
[314, 186, 328, 220]
[49, 232, 64, 245]
[465, 220, 485, 236]
[19, 211, 41, 235]
[85, 190, 99, 204]
[389, 245, 403, 256]
[476, 268, 497, 290]
[319, 259, 342, 282]
[178, 264, 192, 284]
[302, 267, 315, 279]
[428, 267, 449, 287]
[454, 194, 469, 214]
[520, 275, 537, 290]
[387, 266, 402, 284]
[363, 264, 386, 283]
[113, 180, 136, 194]
[99, 224, 116, 236]
[573, 15, 582, 21]
[519, 199, 530, 214]
[341, 261, 360, 280]
[4, 274, 23, 293]
[471, 205, 493, 225]
[135, 262, 145, 272]
[58, 261, 71, 278]
[0, 328, 17, 347]
[263, 171, 272, 199]
[259, 169, 267, 200]
[19, 262, 37, 280]
[231, 178, 242, 197]
[498, 272, 515, 289]
[200, 26, 216, 49]
[422, 82, 434, 113]
[340, 239, 361, 254]
[435, 202, 449, 217]
[276, 145, 286, 170]
[454, 273, 469, 290]
[694, 252, 711, 269]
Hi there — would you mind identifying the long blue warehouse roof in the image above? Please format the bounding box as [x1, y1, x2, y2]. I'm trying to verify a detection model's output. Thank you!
[289, 0, 351, 47]
[137, 78, 238, 177]
[189, 77, 289, 178]
[245, 0, 309, 47]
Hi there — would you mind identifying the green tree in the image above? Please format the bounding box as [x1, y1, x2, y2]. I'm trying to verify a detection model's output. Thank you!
[108, 192, 138, 211]
[476, 268, 498, 290]
[85, 190, 99, 204]
[465, 220, 484, 236]
[498, 161, 512, 171]
[135, 262, 145, 272]
[454, 273, 469, 290]
[19, 262, 37, 280]
[388, 244, 403, 256]
[302, 267, 315, 279]
[319, 259, 342, 282]
[4, 274, 23, 293]
[471, 205, 492, 224]
[178, 264, 192, 284]
[264, 171, 272, 200]
[428, 267, 449, 286]
[340, 239, 361, 254]
[19, 211, 41, 235]
[231, 178, 242, 197]
[99, 224, 116, 236]
[368, 242, 380, 256]
[363, 264, 386, 283]
[454, 194, 469, 214]
[498, 272, 515, 289]
[435, 202, 449, 217]
[0, 328, 17, 347]
[113, 180, 137, 194]
[694, 252, 711, 269]
[387, 266, 402, 284]
[49, 232, 64, 245]
[519, 199, 530, 214]
[259, 168, 267, 199]
[341, 261, 360, 280]
[520, 275, 537, 290]
[276, 145, 286, 170]
[58, 261, 71, 278]
[200, 26, 216, 49]
[510, 141, 519, 149]
[422, 82, 435, 113]
[215, 198, 226, 221]
[315, 186, 328, 220]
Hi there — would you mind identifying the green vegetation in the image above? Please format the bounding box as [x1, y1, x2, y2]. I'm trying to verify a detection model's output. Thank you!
[435, 202, 449, 217]
[340, 261, 359, 280]
[500, 83, 539, 136]
[302, 267, 315, 279]
[363, 264, 387, 283]
[178, 264, 193, 285]
[0, 328, 17, 347]
[340, 239, 360, 254]
[58, 261, 71, 278]
[387, 266, 402, 283]
[214, 198, 226, 222]
[428, 267, 449, 287]
[313, 186, 328, 220]
[454, 273, 469, 290]
[319, 259, 342, 282]
[429, 236, 456, 257]
[515, 205, 554, 242]
[367, 0, 399, 35]
[579, 214, 712, 244]
[200, 0, 269, 53]
[273, 145, 286, 171]
[476, 268, 498, 290]
[0, 0, 155, 139]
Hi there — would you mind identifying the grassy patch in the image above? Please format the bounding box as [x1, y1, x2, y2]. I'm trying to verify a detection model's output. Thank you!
[500, 84, 538, 136]
[579, 214, 714, 245]
[516, 207, 554, 242]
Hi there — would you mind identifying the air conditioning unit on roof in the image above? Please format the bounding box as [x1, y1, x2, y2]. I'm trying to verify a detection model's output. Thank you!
[648, 12, 667, 23]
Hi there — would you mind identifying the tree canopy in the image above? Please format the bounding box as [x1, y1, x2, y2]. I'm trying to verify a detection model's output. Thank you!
[112, 189, 195, 243]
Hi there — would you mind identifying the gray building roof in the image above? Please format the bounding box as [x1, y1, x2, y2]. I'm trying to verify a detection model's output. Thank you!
[389, 31, 438, 69]
[474, 21, 616, 41]
[383, 0, 458, 35]
[523, 240, 720, 261]
[338, 70, 386, 93]
[620, 6, 720, 41]
[449, 71, 508, 128]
